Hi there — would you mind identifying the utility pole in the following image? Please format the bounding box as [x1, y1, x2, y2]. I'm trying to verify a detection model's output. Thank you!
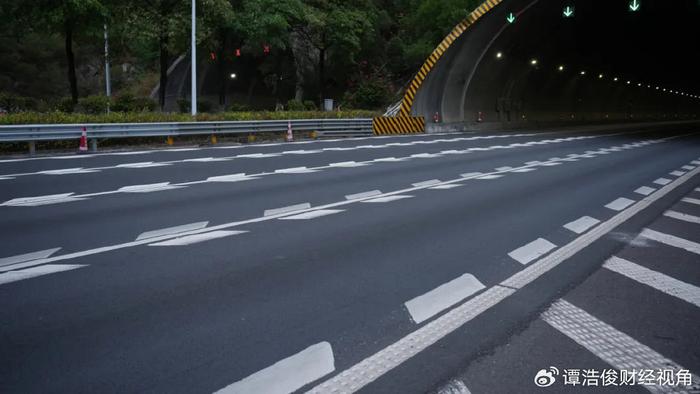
[191, 0, 197, 116]
[104, 22, 111, 111]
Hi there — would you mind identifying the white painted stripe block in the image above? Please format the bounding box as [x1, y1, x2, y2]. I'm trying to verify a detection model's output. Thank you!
[640, 228, 700, 255]
[682, 165, 696, 171]
[282, 150, 320, 154]
[1, 193, 87, 207]
[264, 203, 312, 217]
[183, 157, 231, 162]
[440, 150, 464, 155]
[412, 179, 441, 187]
[475, 174, 504, 180]
[563, 216, 600, 234]
[0, 248, 61, 268]
[214, 342, 334, 394]
[148, 230, 246, 246]
[207, 174, 256, 183]
[670, 170, 686, 177]
[116, 162, 170, 168]
[136, 222, 209, 241]
[345, 190, 382, 200]
[39, 168, 100, 175]
[275, 167, 317, 174]
[682, 197, 700, 206]
[508, 238, 557, 265]
[329, 161, 366, 168]
[372, 157, 406, 162]
[543, 299, 700, 389]
[410, 153, 441, 159]
[279, 209, 344, 220]
[605, 197, 635, 211]
[654, 177, 672, 185]
[664, 210, 700, 225]
[237, 153, 281, 158]
[634, 186, 656, 196]
[0, 264, 86, 285]
[525, 161, 542, 165]
[692, 160, 700, 165]
[405, 274, 485, 324]
[460, 172, 483, 178]
[362, 195, 414, 203]
[604, 256, 700, 308]
[118, 182, 182, 193]
[495, 166, 513, 171]
[429, 184, 463, 190]
[511, 168, 537, 173]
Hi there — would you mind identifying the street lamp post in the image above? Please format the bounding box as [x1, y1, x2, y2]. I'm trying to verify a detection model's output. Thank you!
[191, 0, 197, 116]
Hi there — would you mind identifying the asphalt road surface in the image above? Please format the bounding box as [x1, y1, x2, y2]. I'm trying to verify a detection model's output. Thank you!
[1, 122, 699, 394]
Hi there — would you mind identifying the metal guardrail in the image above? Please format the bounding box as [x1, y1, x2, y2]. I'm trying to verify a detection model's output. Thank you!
[0, 118, 374, 143]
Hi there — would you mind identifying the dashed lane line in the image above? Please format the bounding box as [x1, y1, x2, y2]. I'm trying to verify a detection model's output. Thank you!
[563, 216, 601, 234]
[404, 273, 485, 324]
[508, 238, 557, 265]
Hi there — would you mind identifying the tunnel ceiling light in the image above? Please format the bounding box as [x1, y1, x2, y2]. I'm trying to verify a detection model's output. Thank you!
[626, 81, 631, 85]
[656, 86, 659, 90]
[229, 73, 237, 79]
[647, 85, 651, 88]
[530, 59, 538, 65]
[496, 52, 503, 59]
[614, 77, 619, 81]
[599, 74, 604, 79]
[558, 65, 565, 71]
[580, 71, 586, 75]
[637, 83, 642, 87]
[663, 88, 667, 91]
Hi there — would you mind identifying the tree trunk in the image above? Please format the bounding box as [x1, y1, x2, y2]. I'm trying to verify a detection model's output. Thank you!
[159, 34, 169, 111]
[65, 21, 78, 103]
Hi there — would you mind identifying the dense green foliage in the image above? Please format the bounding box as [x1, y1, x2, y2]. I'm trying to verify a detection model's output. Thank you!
[0, 0, 482, 113]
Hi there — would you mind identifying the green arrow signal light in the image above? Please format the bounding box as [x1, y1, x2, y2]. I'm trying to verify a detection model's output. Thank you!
[629, 0, 640, 11]
[563, 6, 575, 17]
[506, 12, 516, 23]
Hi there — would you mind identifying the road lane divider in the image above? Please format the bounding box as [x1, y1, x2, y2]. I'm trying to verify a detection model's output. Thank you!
[412, 179, 442, 187]
[404, 273, 485, 324]
[39, 167, 100, 175]
[1, 193, 87, 207]
[563, 216, 601, 234]
[508, 238, 557, 265]
[0, 264, 87, 286]
[148, 230, 247, 246]
[362, 195, 415, 203]
[264, 203, 312, 217]
[116, 161, 171, 168]
[634, 186, 656, 196]
[0, 247, 61, 268]
[605, 197, 636, 211]
[345, 190, 382, 201]
[279, 210, 345, 220]
[136, 222, 210, 241]
[118, 182, 184, 193]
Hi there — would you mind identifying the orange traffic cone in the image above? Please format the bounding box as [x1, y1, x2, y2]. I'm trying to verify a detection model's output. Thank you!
[286, 121, 294, 142]
[79, 127, 88, 152]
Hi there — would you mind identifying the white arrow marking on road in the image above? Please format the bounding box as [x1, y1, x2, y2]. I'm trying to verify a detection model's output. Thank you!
[0, 248, 62, 269]
[39, 168, 100, 175]
[0, 264, 87, 286]
[329, 161, 367, 168]
[148, 230, 246, 246]
[405, 273, 485, 324]
[206, 174, 257, 183]
[214, 342, 334, 394]
[412, 179, 442, 187]
[136, 222, 209, 241]
[264, 203, 312, 217]
[118, 182, 183, 193]
[345, 190, 382, 201]
[274, 167, 318, 174]
[1, 193, 87, 207]
[508, 238, 557, 265]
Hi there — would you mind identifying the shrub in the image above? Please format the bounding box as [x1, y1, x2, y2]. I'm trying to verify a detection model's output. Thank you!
[303, 100, 318, 111]
[198, 100, 213, 113]
[177, 99, 190, 113]
[348, 79, 392, 109]
[286, 99, 305, 111]
[55, 97, 76, 113]
[77, 95, 111, 114]
[132, 97, 156, 112]
[112, 93, 136, 112]
[227, 102, 250, 112]
[0, 93, 40, 112]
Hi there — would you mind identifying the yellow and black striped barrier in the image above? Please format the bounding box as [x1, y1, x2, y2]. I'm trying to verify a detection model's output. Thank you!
[399, 0, 503, 117]
[373, 116, 425, 135]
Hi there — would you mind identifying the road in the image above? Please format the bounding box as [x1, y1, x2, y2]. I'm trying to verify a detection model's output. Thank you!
[1, 123, 699, 394]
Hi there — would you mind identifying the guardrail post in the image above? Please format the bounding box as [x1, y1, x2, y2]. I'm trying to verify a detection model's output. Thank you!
[211, 134, 218, 145]
[90, 139, 98, 152]
[28, 141, 36, 156]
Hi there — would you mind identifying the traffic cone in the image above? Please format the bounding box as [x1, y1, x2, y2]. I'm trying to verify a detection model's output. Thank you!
[79, 127, 88, 152]
[286, 121, 294, 142]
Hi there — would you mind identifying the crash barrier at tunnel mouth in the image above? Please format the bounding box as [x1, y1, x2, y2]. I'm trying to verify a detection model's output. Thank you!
[372, 116, 426, 135]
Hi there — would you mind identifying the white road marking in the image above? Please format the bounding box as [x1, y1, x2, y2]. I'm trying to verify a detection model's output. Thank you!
[563, 216, 600, 234]
[118, 182, 183, 193]
[328, 161, 367, 168]
[670, 170, 686, 177]
[440, 150, 464, 155]
[495, 166, 513, 171]
[542, 299, 700, 392]
[604, 256, 700, 308]
[264, 203, 312, 217]
[429, 184, 463, 190]
[206, 174, 257, 183]
[183, 157, 231, 163]
[437, 380, 472, 394]
[1, 193, 87, 207]
[682, 197, 700, 206]
[525, 161, 541, 165]
[508, 238, 557, 265]
[634, 186, 656, 196]
[0, 248, 61, 269]
[639, 228, 700, 255]
[39, 167, 100, 175]
[0, 264, 86, 285]
[412, 179, 442, 187]
[237, 153, 281, 158]
[372, 157, 407, 162]
[345, 190, 382, 200]
[282, 150, 320, 154]
[148, 230, 246, 246]
[605, 197, 636, 211]
[136, 222, 209, 241]
[511, 168, 537, 173]
[0, 176, 14, 180]
[692, 160, 700, 165]
[405, 274, 485, 324]
[475, 174, 504, 180]
[539, 162, 562, 166]
[460, 172, 483, 178]
[682, 165, 696, 170]
[664, 210, 700, 225]
[654, 178, 672, 185]
[214, 342, 334, 394]
[411, 153, 442, 158]
[279, 209, 345, 220]
[362, 195, 414, 203]
[274, 167, 318, 174]
[116, 162, 170, 168]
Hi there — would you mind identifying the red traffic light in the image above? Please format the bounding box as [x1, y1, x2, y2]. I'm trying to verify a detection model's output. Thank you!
[235, 48, 241, 57]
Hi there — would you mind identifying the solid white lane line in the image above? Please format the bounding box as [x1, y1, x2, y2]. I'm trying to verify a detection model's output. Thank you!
[362, 195, 414, 203]
[682, 197, 700, 206]
[475, 174, 504, 180]
[39, 168, 100, 175]
[237, 153, 281, 158]
[604, 256, 700, 308]
[654, 178, 672, 185]
[264, 203, 312, 217]
[412, 179, 442, 187]
[0, 248, 62, 268]
[508, 238, 557, 265]
[118, 182, 183, 193]
[429, 184, 463, 190]
[670, 170, 686, 177]
[542, 299, 700, 390]
[0, 264, 87, 286]
[136, 222, 209, 241]
[372, 157, 407, 162]
[207, 174, 257, 183]
[563, 216, 600, 234]
[148, 230, 246, 246]
[275, 167, 318, 174]
[116, 162, 170, 168]
[279, 209, 345, 220]
[328, 161, 367, 168]
[605, 197, 636, 211]
[309, 166, 700, 394]
[345, 190, 382, 200]
[183, 157, 231, 162]
[639, 228, 700, 255]
[404, 274, 485, 324]
[634, 186, 656, 196]
[664, 210, 700, 225]
[411, 153, 442, 158]
[214, 342, 334, 394]
[1, 193, 87, 207]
